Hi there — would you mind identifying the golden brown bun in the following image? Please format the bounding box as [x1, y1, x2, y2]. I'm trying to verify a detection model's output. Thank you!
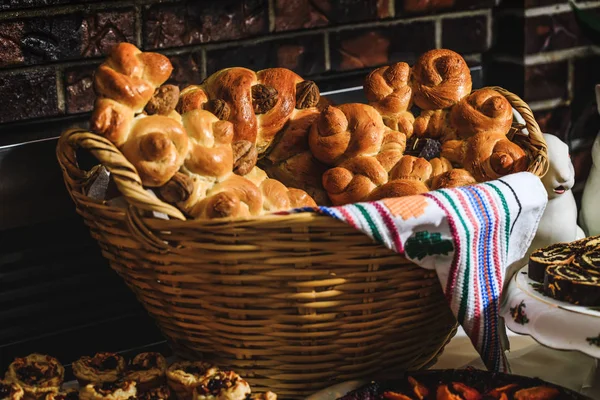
[412, 49, 472, 110]
[177, 67, 321, 173]
[429, 157, 453, 183]
[389, 155, 432, 182]
[188, 174, 263, 219]
[431, 168, 477, 189]
[322, 156, 388, 206]
[450, 88, 513, 139]
[309, 104, 405, 167]
[93, 43, 172, 113]
[367, 179, 429, 201]
[90, 98, 135, 147]
[363, 62, 415, 136]
[182, 110, 234, 180]
[120, 115, 190, 187]
[264, 151, 329, 206]
[413, 109, 455, 141]
[258, 178, 317, 212]
[443, 132, 529, 181]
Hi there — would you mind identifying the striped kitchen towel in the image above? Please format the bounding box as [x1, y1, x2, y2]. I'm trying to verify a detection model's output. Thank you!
[281, 171, 548, 372]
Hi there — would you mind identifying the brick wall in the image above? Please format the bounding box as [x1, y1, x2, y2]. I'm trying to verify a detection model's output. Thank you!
[0, 0, 494, 126]
[490, 0, 600, 201]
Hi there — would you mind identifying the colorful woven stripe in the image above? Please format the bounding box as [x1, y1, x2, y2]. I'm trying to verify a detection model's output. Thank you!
[283, 173, 544, 373]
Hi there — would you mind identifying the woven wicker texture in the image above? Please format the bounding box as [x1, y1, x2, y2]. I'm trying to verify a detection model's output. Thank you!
[56, 88, 547, 398]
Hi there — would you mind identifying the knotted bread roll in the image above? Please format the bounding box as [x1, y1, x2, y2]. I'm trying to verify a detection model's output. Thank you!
[449, 88, 513, 139]
[177, 67, 321, 175]
[363, 62, 415, 136]
[412, 49, 472, 110]
[442, 132, 529, 181]
[309, 103, 406, 205]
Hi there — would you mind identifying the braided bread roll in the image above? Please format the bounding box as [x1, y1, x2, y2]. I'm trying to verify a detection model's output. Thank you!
[431, 169, 477, 190]
[412, 49, 472, 110]
[442, 132, 529, 181]
[245, 167, 317, 211]
[449, 88, 513, 139]
[177, 67, 321, 175]
[366, 155, 431, 201]
[322, 156, 389, 205]
[363, 62, 415, 136]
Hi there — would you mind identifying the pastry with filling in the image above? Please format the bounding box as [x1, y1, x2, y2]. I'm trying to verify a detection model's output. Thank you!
[573, 249, 600, 274]
[528, 243, 577, 283]
[4, 354, 64, 399]
[124, 353, 167, 391]
[130, 386, 171, 400]
[45, 389, 78, 400]
[72, 353, 126, 386]
[79, 381, 136, 400]
[193, 371, 250, 400]
[165, 362, 218, 400]
[544, 264, 600, 306]
[0, 380, 24, 400]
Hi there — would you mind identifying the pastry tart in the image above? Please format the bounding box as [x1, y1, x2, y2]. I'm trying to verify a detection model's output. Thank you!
[165, 362, 218, 400]
[0, 380, 24, 400]
[134, 386, 172, 400]
[45, 389, 78, 400]
[79, 381, 136, 400]
[193, 371, 250, 400]
[72, 353, 126, 386]
[5, 354, 64, 399]
[544, 264, 600, 306]
[528, 243, 577, 283]
[124, 353, 167, 391]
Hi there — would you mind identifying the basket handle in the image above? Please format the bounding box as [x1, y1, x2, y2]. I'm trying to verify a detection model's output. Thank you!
[56, 129, 186, 220]
[484, 86, 549, 178]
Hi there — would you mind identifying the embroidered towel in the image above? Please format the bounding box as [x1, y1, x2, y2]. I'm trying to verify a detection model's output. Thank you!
[282, 172, 548, 372]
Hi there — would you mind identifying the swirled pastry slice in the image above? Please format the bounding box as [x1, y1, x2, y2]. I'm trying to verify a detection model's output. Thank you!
[0, 380, 24, 400]
[45, 389, 78, 400]
[125, 353, 167, 392]
[544, 264, 600, 306]
[5, 354, 64, 399]
[166, 362, 218, 400]
[193, 371, 250, 400]
[72, 353, 126, 386]
[573, 250, 600, 273]
[528, 243, 577, 283]
[79, 381, 136, 400]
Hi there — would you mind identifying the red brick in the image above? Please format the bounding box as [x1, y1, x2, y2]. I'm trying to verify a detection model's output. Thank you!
[0, 68, 60, 123]
[442, 15, 488, 54]
[525, 12, 587, 54]
[65, 64, 97, 115]
[524, 62, 568, 102]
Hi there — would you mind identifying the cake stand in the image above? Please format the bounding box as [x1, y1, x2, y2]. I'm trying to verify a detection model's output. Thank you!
[500, 265, 600, 398]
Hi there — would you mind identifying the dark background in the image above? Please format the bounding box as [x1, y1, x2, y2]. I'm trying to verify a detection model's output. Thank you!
[1, 0, 600, 373]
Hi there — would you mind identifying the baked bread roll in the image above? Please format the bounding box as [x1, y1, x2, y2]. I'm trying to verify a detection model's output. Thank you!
[261, 108, 330, 205]
[449, 88, 513, 139]
[246, 393, 277, 400]
[5, 354, 64, 400]
[245, 167, 317, 211]
[308, 104, 405, 167]
[177, 67, 321, 175]
[363, 62, 415, 136]
[132, 386, 171, 400]
[322, 156, 389, 205]
[441, 132, 528, 182]
[389, 155, 432, 182]
[431, 169, 477, 190]
[44, 389, 78, 400]
[411, 49, 472, 110]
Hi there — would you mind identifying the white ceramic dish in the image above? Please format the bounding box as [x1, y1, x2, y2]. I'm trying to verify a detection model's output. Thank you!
[500, 265, 600, 359]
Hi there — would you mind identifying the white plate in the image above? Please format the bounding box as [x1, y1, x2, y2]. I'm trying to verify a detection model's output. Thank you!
[500, 265, 600, 359]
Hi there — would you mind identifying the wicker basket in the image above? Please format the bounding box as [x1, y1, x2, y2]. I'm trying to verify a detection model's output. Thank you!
[56, 87, 548, 398]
